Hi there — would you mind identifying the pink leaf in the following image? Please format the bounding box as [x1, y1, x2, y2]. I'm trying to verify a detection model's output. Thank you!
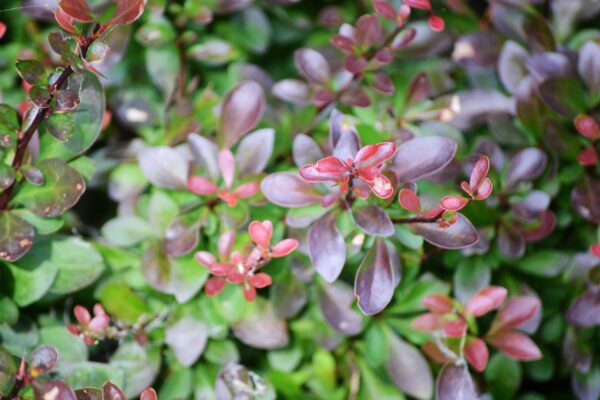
[93, 303, 106, 317]
[354, 142, 397, 169]
[411, 313, 444, 332]
[475, 177, 493, 200]
[489, 330, 542, 361]
[108, 0, 146, 25]
[577, 146, 598, 166]
[399, 188, 421, 212]
[59, 0, 94, 22]
[422, 294, 453, 314]
[465, 286, 508, 317]
[444, 319, 467, 337]
[88, 315, 109, 331]
[248, 273, 272, 289]
[217, 231, 235, 260]
[489, 296, 541, 334]
[271, 239, 299, 258]
[440, 196, 469, 212]
[219, 81, 265, 148]
[464, 337, 489, 372]
[205, 277, 226, 296]
[195, 251, 216, 267]
[140, 388, 158, 400]
[248, 220, 273, 249]
[469, 155, 490, 190]
[218, 149, 235, 188]
[54, 7, 78, 34]
[405, 0, 431, 10]
[187, 176, 218, 195]
[373, 0, 397, 19]
[74, 305, 91, 325]
[428, 14, 445, 32]
[0, 23, 6, 39]
[575, 114, 600, 139]
[299, 156, 348, 182]
[591, 243, 600, 259]
[233, 181, 260, 199]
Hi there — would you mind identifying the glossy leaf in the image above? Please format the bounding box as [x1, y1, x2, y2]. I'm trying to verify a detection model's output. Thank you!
[505, 148, 547, 190]
[490, 296, 541, 334]
[16, 60, 46, 85]
[578, 41, 600, 95]
[0, 211, 34, 262]
[294, 48, 330, 85]
[393, 136, 457, 182]
[354, 239, 395, 315]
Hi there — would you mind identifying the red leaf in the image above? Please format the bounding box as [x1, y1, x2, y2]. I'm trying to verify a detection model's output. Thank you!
[577, 146, 598, 166]
[440, 195, 469, 212]
[248, 273, 272, 289]
[444, 319, 467, 337]
[465, 286, 507, 317]
[54, 7, 78, 34]
[187, 176, 218, 195]
[242, 283, 257, 301]
[74, 305, 91, 325]
[360, 171, 394, 199]
[299, 156, 348, 182]
[399, 188, 421, 212]
[469, 155, 490, 190]
[248, 220, 273, 249]
[140, 388, 158, 400]
[88, 315, 109, 331]
[575, 114, 600, 139]
[475, 177, 493, 200]
[59, 0, 94, 22]
[464, 337, 489, 372]
[428, 14, 445, 32]
[489, 296, 540, 334]
[411, 313, 444, 332]
[0, 22, 6, 39]
[218, 149, 235, 188]
[591, 243, 600, 259]
[489, 330, 542, 361]
[109, 0, 146, 25]
[205, 277, 226, 296]
[271, 239, 299, 258]
[422, 294, 453, 314]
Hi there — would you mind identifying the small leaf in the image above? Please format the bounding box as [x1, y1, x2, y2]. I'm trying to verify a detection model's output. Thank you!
[294, 48, 330, 85]
[13, 158, 85, 217]
[87, 42, 109, 62]
[352, 204, 394, 237]
[0, 211, 35, 262]
[490, 296, 541, 334]
[393, 136, 457, 182]
[33, 381, 77, 400]
[234, 128, 274, 175]
[29, 86, 51, 108]
[354, 239, 395, 315]
[261, 172, 322, 208]
[579, 41, 600, 96]
[108, 0, 146, 25]
[59, 0, 94, 22]
[43, 113, 75, 142]
[55, 90, 80, 111]
[21, 165, 44, 186]
[292, 134, 324, 167]
[505, 147, 547, 190]
[571, 177, 600, 224]
[16, 60, 46, 85]
[385, 330, 433, 399]
[218, 80, 265, 148]
[138, 146, 189, 189]
[489, 331, 542, 361]
[232, 301, 289, 349]
[272, 79, 311, 105]
[435, 364, 478, 400]
[165, 317, 209, 367]
[309, 213, 346, 282]
[0, 165, 15, 190]
[317, 281, 363, 336]
[410, 213, 479, 249]
[102, 382, 126, 400]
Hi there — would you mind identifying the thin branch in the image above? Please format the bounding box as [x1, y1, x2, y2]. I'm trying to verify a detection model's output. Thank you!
[392, 211, 444, 224]
[0, 24, 104, 211]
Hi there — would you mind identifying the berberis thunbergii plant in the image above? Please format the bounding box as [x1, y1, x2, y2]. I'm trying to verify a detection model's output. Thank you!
[0, 0, 599, 398]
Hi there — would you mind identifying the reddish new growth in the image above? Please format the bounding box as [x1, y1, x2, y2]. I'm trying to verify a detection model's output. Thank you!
[574, 114, 600, 166]
[376, 0, 445, 32]
[299, 142, 397, 199]
[67, 304, 110, 345]
[399, 155, 493, 228]
[412, 286, 542, 372]
[188, 148, 260, 207]
[196, 221, 299, 301]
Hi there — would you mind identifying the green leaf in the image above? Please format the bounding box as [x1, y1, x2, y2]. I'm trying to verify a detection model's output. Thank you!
[42, 113, 74, 142]
[236, 7, 271, 54]
[485, 353, 522, 400]
[514, 250, 569, 277]
[68, 156, 96, 181]
[15, 60, 46, 85]
[38, 326, 88, 370]
[146, 45, 179, 95]
[538, 77, 586, 119]
[0, 346, 17, 396]
[12, 209, 63, 235]
[0, 165, 15, 190]
[0, 104, 18, 131]
[148, 191, 179, 236]
[171, 253, 207, 303]
[13, 158, 85, 217]
[66, 362, 124, 390]
[99, 283, 151, 324]
[0, 211, 35, 262]
[86, 42, 109, 62]
[39, 70, 105, 160]
[159, 368, 193, 400]
[6, 259, 57, 307]
[110, 342, 161, 398]
[0, 297, 18, 325]
[101, 215, 154, 247]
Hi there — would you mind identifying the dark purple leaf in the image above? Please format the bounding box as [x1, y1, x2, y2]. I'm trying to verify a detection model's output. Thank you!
[108, 0, 145, 25]
[75, 388, 103, 400]
[188, 134, 219, 181]
[293, 134, 324, 168]
[58, 0, 93, 22]
[538, 77, 586, 119]
[355, 15, 382, 47]
[352, 204, 394, 237]
[102, 382, 126, 400]
[138, 146, 188, 189]
[340, 86, 371, 108]
[33, 381, 77, 400]
[571, 177, 600, 223]
[165, 316, 209, 366]
[232, 302, 289, 349]
[0, 211, 34, 262]
[354, 239, 395, 315]
[516, 76, 546, 135]
[410, 214, 479, 249]
[317, 281, 362, 336]
[505, 147, 547, 190]
[294, 48, 330, 85]
[526, 52, 571, 82]
[30, 345, 59, 375]
[524, 13, 556, 53]
[393, 136, 457, 182]
[55, 89, 79, 110]
[309, 213, 346, 282]
[579, 41, 600, 95]
[235, 128, 274, 175]
[406, 72, 429, 106]
[372, 72, 394, 94]
[566, 288, 600, 328]
[272, 79, 311, 105]
[452, 32, 501, 68]
[261, 172, 322, 208]
[30, 85, 51, 108]
[435, 364, 478, 400]
[44, 113, 74, 142]
[451, 90, 514, 130]
[385, 332, 433, 399]
[219, 80, 265, 148]
[497, 225, 526, 258]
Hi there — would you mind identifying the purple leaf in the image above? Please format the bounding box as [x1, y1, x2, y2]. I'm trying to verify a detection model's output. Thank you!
[219, 80, 265, 148]
[355, 15, 382, 47]
[165, 317, 208, 366]
[294, 48, 330, 85]
[505, 147, 547, 190]
[141, 242, 172, 294]
[329, 110, 361, 160]
[435, 364, 478, 400]
[261, 172, 322, 208]
[293, 134, 324, 168]
[272, 79, 311, 105]
[572, 367, 600, 400]
[138, 146, 188, 189]
[385, 332, 433, 399]
[163, 216, 200, 257]
[235, 128, 274, 175]
[498, 40, 529, 94]
[317, 281, 362, 336]
[563, 329, 592, 373]
[309, 213, 346, 282]
[285, 205, 329, 229]
[102, 382, 126, 400]
[410, 214, 479, 249]
[451, 89, 515, 130]
[516, 76, 546, 135]
[497, 225, 526, 258]
[571, 177, 600, 223]
[29, 345, 59, 375]
[452, 32, 501, 69]
[393, 136, 457, 182]
[354, 239, 395, 315]
[270, 269, 307, 318]
[566, 288, 600, 328]
[579, 41, 600, 95]
[232, 301, 289, 349]
[526, 52, 571, 82]
[511, 190, 550, 221]
[33, 381, 77, 400]
[188, 134, 219, 180]
[0, 211, 34, 262]
[352, 204, 394, 237]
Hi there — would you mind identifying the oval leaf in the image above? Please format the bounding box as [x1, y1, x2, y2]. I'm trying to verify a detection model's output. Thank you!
[393, 136, 457, 182]
[352, 204, 394, 237]
[410, 213, 479, 249]
[219, 80, 265, 148]
[309, 213, 346, 282]
[354, 239, 395, 315]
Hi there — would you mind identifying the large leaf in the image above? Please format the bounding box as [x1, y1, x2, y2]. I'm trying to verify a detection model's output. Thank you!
[409, 214, 479, 249]
[579, 41, 600, 96]
[436, 364, 478, 400]
[99, 283, 151, 324]
[138, 146, 188, 189]
[165, 316, 209, 366]
[566, 289, 600, 328]
[39, 70, 105, 160]
[354, 239, 395, 315]
[505, 148, 547, 190]
[384, 330, 433, 399]
[309, 213, 346, 282]
[101, 215, 154, 247]
[234, 128, 274, 175]
[0, 211, 34, 262]
[13, 158, 85, 217]
[218, 80, 265, 148]
[317, 281, 362, 336]
[261, 172, 322, 208]
[498, 41, 528, 94]
[393, 136, 457, 182]
[6, 259, 57, 307]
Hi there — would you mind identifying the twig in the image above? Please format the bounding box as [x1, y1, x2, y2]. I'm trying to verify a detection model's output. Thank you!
[391, 211, 444, 224]
[0, 24, 104, 210]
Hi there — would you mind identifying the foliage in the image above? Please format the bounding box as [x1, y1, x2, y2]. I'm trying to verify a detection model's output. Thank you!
[0, 0, 599, 399]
